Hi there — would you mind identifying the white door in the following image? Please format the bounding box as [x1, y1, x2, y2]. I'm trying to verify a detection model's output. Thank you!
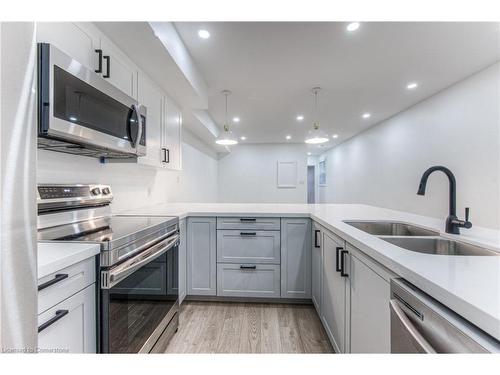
[100, 37, 137, 98]
[36, 22, 100, 70]
[349, 253, 391, 353]
[137, 73, 163, 168]
[321, 230, 347, 353]
[162, 96, 182, 170]
[38, 284, 96, 353]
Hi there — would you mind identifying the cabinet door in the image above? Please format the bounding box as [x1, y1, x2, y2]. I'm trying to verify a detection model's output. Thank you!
[311, 222, 322, 312]
[321, 230, 347, 353]
[162, 96, 182, 170]
[349, 253, 391, 353]
[281, 218, 311, 299]
[36, 22, 100, 70]
[179, 219, 187, 304]
[100, 37, 137, 98]
[187, 217, 216, 296]
[38, 284, 96, 353]
[137, 73, 163, 168]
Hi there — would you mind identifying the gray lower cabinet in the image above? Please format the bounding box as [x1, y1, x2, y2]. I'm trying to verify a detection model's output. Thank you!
[321, 229, 348, 353]
[348, 245, 392, 353]
[217, 229, 280, 264]
[311, 222, 323, 312]
[38, 283, 95, 353]
[187, 217, 217, 296]
[179, 218, 187, 304]
[217, 263, 281, 298]
[280, 218, 311, 299]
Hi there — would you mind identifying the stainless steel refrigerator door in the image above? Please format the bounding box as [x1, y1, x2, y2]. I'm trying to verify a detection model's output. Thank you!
[0, 22, 38, 352]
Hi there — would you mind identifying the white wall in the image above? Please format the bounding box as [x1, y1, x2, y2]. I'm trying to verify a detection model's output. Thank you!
[217, 143, 308, 203]
[37, 129, 218, 212]
[317, 62, 500, 229]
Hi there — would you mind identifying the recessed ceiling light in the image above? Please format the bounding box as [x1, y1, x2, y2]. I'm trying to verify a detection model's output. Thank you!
[362, 113, 371, 119]
[307, 152, 312, 156]
[332, 134, 339, 139]
[406, 82, 418, 90]
[286, 135, 292, 140]
[240, 136, 246, 141]
[296, 115, 304, 121]
[198, 30, 210, 39]
[233, 117, 240, 123]
[346, 22, 360, 32]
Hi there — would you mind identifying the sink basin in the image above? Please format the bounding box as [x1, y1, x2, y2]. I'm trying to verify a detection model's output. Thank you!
[382, 237, 499, 256]
[344, 221, 439, 237]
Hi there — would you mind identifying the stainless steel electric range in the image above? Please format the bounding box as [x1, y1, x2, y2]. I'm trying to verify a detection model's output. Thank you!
[37, 184, 179, 353]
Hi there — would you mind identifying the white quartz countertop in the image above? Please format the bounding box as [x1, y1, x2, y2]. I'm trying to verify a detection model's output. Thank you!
[119, 202, 500, 341]
[38, 242, 100, 279]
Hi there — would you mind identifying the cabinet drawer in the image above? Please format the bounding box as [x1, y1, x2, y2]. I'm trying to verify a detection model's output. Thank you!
[217, 230, 280, 264]
[217, 263, 280, 298]
[217, 217, 280, 230]
[38, 257, 95, 314]
[38, 283, 96, 353]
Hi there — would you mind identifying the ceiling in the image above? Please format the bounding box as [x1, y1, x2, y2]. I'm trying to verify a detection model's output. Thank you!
[174, 22, 500, 151]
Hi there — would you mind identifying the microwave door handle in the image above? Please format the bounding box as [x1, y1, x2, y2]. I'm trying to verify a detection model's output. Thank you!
[103, 234, 179, 289]
[389, 299, 436, 353]
[136, 106, 143, 150]
[129, 104, 141, 147]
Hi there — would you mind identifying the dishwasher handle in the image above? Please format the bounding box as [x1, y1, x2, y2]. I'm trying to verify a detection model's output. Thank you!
[390, 299, 436, 354]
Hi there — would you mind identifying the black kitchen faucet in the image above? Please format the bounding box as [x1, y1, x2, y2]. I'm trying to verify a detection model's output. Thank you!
[417, 166, 472, 234]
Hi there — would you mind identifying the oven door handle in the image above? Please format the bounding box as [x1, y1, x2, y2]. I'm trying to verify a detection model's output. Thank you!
[102, 233, 179, 289]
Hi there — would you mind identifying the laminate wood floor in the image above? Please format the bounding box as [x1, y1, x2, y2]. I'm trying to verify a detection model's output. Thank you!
[162, 301, 334, 353]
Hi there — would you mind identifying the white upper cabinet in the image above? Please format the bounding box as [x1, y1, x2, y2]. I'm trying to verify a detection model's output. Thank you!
[36, 22, 101, 71]
[137, 72, 164, 168]
[99, 36, 137, 99]
[162, 96, 183, 170]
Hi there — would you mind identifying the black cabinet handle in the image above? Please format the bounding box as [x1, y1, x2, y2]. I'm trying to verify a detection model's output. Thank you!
[240, 265, 257, 270]
[240, 218, 256, 222]
[38, 309, 69, 333]
[240, 232, 256, 236]
[38, 273, 68, 291]
[340, 250, 349, 277]
[162, 148, 170, 163]
[314, 230, 321, 248]
[335, 247, 343, 272]
[95, 49, 103, 73]
[103, 55, 110, 78]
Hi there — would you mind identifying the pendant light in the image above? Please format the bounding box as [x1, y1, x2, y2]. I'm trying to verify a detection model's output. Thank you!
[305, 87, 329, 145]
[215, 90, 238, 146]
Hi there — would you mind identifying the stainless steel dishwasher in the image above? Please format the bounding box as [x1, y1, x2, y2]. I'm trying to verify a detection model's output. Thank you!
[390, 278, 500, 353]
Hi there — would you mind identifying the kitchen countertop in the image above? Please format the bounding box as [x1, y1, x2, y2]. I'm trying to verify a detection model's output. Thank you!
[119, 202, 500, 341]
[38, 242, 100, 279]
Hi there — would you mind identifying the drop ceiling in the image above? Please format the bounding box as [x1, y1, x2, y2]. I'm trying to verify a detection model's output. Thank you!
[174, 22, 500, 150]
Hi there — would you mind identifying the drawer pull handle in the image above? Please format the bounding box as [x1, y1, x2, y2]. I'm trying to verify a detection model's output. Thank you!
[38, 309, 69, 333]
[240, 218, 256, 222]
[314, 230, 321, 248]
[240, 265, 257, 270]
[240, 232, 256, 236]
[38, 273, 69, 291]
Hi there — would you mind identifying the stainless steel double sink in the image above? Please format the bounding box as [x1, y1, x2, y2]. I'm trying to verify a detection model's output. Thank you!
[344, 221, 499, 256]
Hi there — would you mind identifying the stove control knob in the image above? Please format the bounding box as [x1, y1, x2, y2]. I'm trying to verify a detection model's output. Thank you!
[91, 187, 101, 196]
[102, 187, 110, 195]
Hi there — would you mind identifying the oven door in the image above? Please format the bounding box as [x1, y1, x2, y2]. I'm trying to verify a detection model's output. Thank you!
[38, 43, 146, 157]
[100, 233, 179, 353]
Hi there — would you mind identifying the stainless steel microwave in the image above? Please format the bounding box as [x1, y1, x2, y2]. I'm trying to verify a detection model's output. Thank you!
[37, 43, 146, 160]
